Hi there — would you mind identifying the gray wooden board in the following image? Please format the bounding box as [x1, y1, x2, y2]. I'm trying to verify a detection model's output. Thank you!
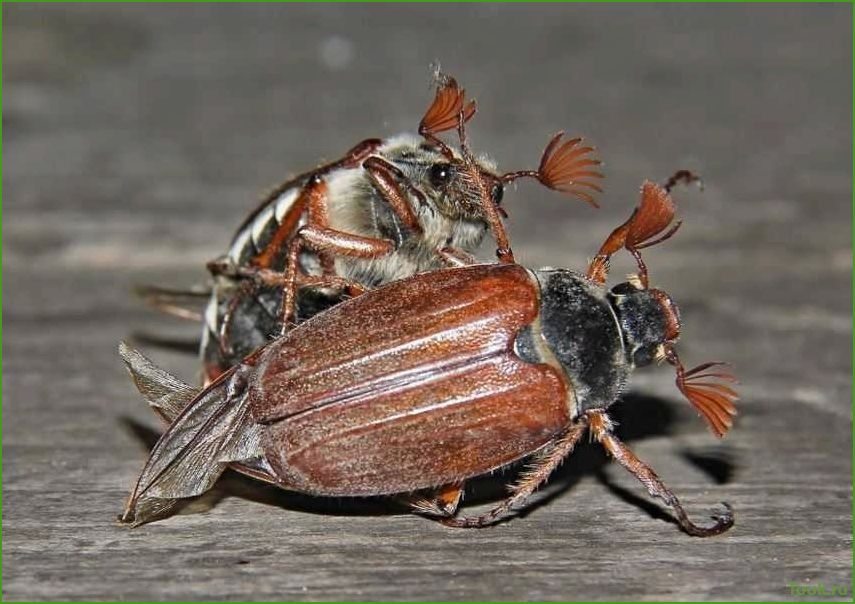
[3, 4, 852, 601]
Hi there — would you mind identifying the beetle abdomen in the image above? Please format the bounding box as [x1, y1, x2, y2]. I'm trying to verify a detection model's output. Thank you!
[249, 264, 571, 496]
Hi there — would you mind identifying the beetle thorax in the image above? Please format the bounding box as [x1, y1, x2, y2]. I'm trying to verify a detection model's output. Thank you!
[517, 269, 632, 416]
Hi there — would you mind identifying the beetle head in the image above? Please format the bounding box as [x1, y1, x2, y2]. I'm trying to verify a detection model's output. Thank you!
[609, 279, 681, 368]
[421, 152, 505, 220]
[607, 275, 737, 439]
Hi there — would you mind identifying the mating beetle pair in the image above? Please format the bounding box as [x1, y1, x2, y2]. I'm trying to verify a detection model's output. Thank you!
[141, 72, 602, 383]
[121, 182, 737, 535]
[124, 75, 737, 535]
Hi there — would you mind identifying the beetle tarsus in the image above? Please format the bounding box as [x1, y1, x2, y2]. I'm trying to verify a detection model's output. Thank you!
[495, 246, 515, 264]
[662, 169, 703, 194]
[672, 501, 734, 537]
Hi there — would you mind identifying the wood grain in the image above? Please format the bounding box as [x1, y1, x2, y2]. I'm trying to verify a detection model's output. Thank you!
[3, 4, 851, 601]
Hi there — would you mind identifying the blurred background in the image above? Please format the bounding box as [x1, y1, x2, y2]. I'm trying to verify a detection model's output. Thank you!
[3, 4, 852, 600]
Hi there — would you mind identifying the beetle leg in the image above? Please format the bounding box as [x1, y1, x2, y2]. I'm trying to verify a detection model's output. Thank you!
[405, 483, 465, 518]
[662, 169, 703, 194]
[436, 245, 478, 267]
[134, 284, 209, 322]
[278, 226, 389, 328]
[207, 257, 278, 358]
[482, 201, 515, 265]
[297, 225, 395, 258]
[226, 174, 396, 332]
[330, 138, 385, 170]
[363, 157, 425, 234]
[232, 229, 384, 331]
[587, 410, 734, 537]
[440, 420, 589, 528]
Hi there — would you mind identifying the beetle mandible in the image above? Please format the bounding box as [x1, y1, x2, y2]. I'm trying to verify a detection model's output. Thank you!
[120, 173, 737, 535]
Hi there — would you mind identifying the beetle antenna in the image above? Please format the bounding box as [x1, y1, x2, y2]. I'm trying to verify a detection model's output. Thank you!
[419, 72, 476, 160]
[664, 345, 738, 438]
[501, 132, 604, 207]
[588, 180, 682, 286]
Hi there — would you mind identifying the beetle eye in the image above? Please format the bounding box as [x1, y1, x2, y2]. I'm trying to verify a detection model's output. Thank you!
[428, 163, 452, 188]
[491, 183, 504, 205]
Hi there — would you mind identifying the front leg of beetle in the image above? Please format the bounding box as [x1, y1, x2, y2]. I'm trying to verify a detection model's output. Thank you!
[440, 420, 589, 528]
[587, 410, 733, 537]
[363, 156, 426, 236]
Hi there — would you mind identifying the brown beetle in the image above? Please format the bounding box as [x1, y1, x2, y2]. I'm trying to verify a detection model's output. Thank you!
[121, 175, 737, 535]
[140, 72, 603, 384]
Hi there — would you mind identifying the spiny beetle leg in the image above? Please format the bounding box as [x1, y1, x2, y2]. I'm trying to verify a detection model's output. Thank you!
[440, 420, 589, 528]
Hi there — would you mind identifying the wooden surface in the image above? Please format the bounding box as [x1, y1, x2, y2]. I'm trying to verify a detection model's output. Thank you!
[3, 4, 852, 601]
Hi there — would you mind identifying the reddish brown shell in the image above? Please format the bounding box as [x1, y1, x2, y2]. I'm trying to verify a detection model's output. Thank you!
[249, 264, 571, 496]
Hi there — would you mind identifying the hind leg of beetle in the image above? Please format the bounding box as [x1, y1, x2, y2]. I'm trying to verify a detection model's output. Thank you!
[440, 420, 589, 528]
[586, 410, 733, 537]
[405, 483, 465, 518]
